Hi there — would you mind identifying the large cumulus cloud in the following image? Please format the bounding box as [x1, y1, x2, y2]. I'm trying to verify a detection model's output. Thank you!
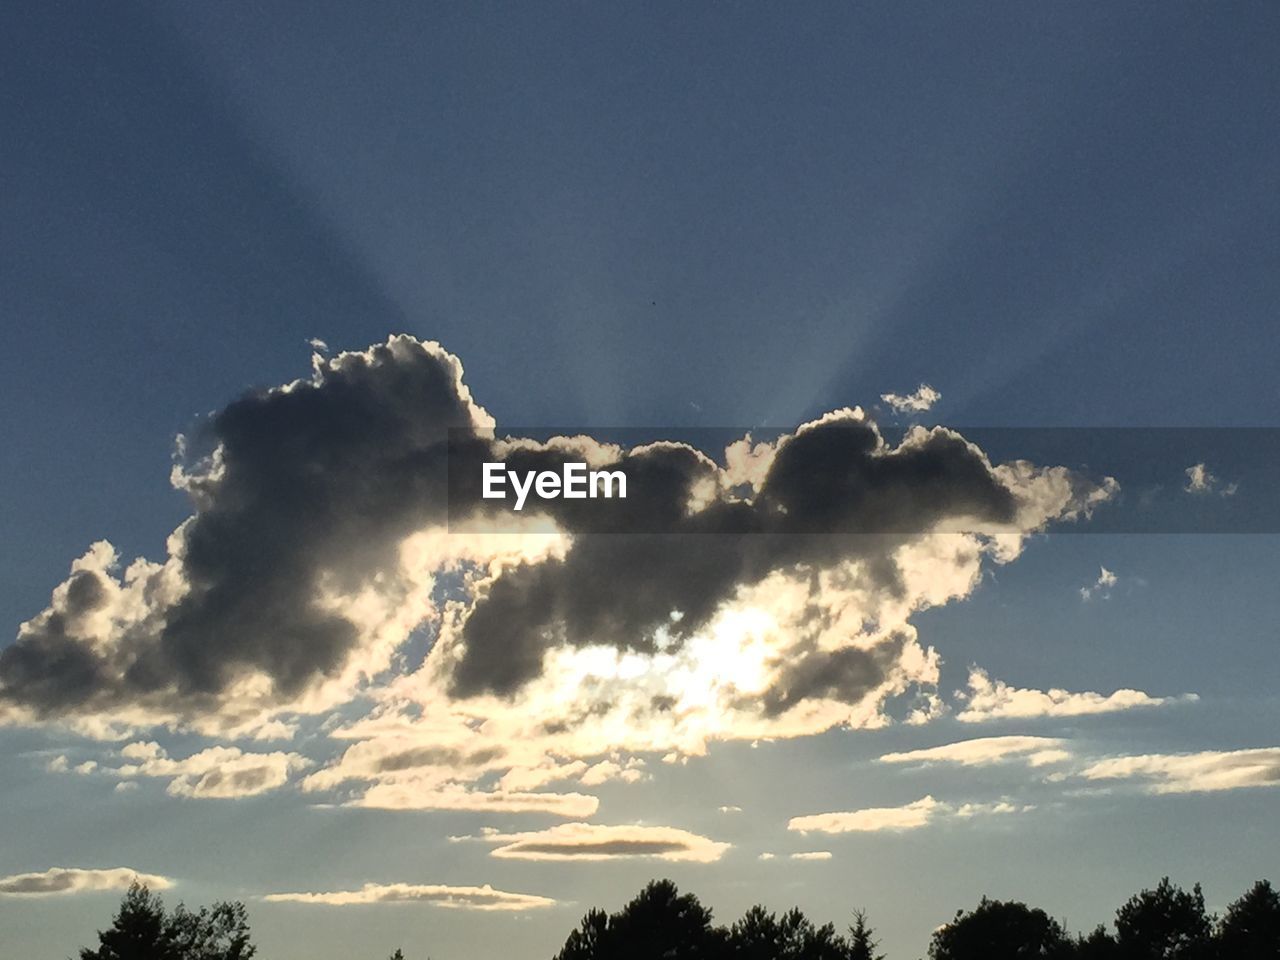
[2, 337, 495, 733]
[3, 336, 1118, 806]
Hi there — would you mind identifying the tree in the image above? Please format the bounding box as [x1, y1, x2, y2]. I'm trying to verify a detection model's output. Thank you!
[1218, 880, 1280, 959]
[1114, 878, 1213, 960]
[554, 880, 726, 960]
[1076, 925, 1119, 959]
[79, 883, 256, 960]
[847, 910, 885, 960]
[928, 897, 1074, 960]
[726, 905, 850, 960]
[79, 883, 175, 960]
[556, 909, 612, 960]
[168, 901, 255, 960]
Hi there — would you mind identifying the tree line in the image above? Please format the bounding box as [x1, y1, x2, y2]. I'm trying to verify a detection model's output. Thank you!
[72, 874, 1280, 959]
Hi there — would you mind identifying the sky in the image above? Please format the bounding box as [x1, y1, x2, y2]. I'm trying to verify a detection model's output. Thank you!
[1, 3, 1279, 959]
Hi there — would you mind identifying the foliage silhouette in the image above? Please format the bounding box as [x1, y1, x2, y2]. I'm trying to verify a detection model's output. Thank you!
[1113, 878, 1213, 960]
[728, 904, 850, 959]
[78, 882, 255, 960]
[846, 910, 884, 960]
[1075, 925, 1120, 960]
[555, 880, 888, 960]
[927, 897, 1074, 960]
[1217, 880, 1280, 959]
[555, 879, 726, 960]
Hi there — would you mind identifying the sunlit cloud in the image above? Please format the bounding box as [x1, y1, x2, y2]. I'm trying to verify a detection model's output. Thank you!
[881, 384, 941, 414]
[879, 735, 1070, 768]
[263, 882, 555, 911]
[788, 795, 1031, 834]
[103, 742, 311, 799]
[348, 783, 600, 818]
[1184, 462, 1237, 497]
[3, 337, 1123, 817]
[1081, 748, 1280, 794]
[0, 867, 172, 897]
[1079, 565, 1118, 601]
[463, 823, 730, 863]
[955, 668, 1193, 723]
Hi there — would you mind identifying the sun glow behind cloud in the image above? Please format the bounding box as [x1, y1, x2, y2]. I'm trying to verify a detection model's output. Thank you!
[2, 334, 1222, 914]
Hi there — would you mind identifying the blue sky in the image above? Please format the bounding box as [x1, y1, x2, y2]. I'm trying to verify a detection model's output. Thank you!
[1, 3, 1278, 959]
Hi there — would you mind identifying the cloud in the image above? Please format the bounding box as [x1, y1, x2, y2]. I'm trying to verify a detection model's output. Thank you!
[2, 336, 1120, 811]
[788, 796, 1030, 834]
[1184, 463, 1237, 497]
[1, 337, 497, 736]
[955, 668, 1192, 723]
[788, 797, 942, 833]
[465, 823, 730, 863]
[879, 735, 1070, 768]
[718, 805, 743, 813]
[881, 384, 941, 414]
[790, 851, 833, 861]
[1080, 748, 1280, 794]
[1080, 566, 1118, 601]
[263, 882, 554, 911]
[0, 867, 172, 897]
[348, 784, 599, 818]
[98, 742, 311, 798]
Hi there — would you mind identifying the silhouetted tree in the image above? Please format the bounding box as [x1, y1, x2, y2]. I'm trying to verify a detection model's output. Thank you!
[928, 897, 1074, 960]
[79, 882, 256, 960]
[1218, 880, 1280, 959]
[554, 880, 726, 960]
[556, 909, 611, 960]
[80, 883, 175, 960]
[847, 910, 884, 960]
[555, 882, 883, 960]
[168, 901, 255, 960]
[388, 952, 406, 960]
[1114, 878, 1213, 960]
[1075, 924, 1119, 959]
[726, 905, 849, 960]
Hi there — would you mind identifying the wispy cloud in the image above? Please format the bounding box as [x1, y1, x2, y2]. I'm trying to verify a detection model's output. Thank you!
[955, 668, 1192, 723]
[1080, 566, 1118, 601]
[99, 742, 311, 799]
[263, 882, 555, 911]
[348, 783, 599, 818]
[1081, 748, 1280, 794]
[788, 796, 1030, 834]
[881, 384, 941, 414]
[790, 851, 833, 861]
[461, 822, 730, 863]
[0, 867, 171, 897]
[879, 736, 1070, 768]
[1184, 463, 1237, 497]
